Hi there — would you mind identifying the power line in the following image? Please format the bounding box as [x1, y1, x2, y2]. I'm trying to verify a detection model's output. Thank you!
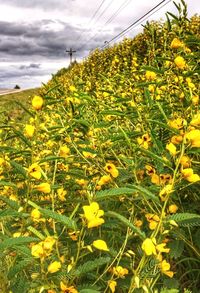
[77, 0, 115, 52]
[104, 0, 132, 26]
[111, 0, 172, 44]
[75, 0, 107, 43]
[113, 0, 172, 43]
[79, 0, 131, 52]
[84, 0, 132, 47]
[89, 0, 108, 25]
[102, 0, 172, 48]
[91, 0, 115, 27]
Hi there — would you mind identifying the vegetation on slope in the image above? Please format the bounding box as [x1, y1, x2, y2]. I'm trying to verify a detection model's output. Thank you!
[0, 1, 199, 292]
[0, 88, 39, 121]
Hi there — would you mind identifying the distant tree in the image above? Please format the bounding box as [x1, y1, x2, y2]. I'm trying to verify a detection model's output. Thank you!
[14, 85, 20, 89]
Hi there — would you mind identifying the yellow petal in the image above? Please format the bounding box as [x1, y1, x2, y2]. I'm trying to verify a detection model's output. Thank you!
[141, 238, 156, 256]
[92, 239, 109, 251]
[47, 261, 61, 273]
[166, 142, 177, 156]
[108, 280, 117, 293]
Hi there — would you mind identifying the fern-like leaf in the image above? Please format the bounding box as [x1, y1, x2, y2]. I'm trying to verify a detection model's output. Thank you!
[0, 196, 20, 210]
[8, 259, 32, 279]
[107, 211, 146, 239]
[39, 208, 77, 230]
[72, 257, 110, 277]
[167, 213, 200, 227]
[96, 186, 159, 202]
[0, 237, 39, 251]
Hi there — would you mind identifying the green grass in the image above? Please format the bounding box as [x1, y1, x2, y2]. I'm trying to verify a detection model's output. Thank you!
[0, 88, 39, 122]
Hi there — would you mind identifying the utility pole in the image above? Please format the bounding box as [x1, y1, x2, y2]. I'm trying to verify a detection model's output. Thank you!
[66, 48, 76, 64]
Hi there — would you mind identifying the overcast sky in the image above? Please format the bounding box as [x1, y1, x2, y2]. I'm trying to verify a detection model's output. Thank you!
[0, 0, 199, 89]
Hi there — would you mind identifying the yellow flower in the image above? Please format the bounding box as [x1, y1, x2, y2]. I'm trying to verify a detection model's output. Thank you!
[145, 214, 159, 230]
[31, 209, 41, 220]
[83, 202, 104, 228]
[76, 178, 88, 187]
[32, 95, 44, 110]
[24, 124, 35, 138]
[92, 239, 109, 251]
[112, 266, 129, 278]
[47, 261, 61, 273]
[174, 56, 186, 69]
[160, 260, 174, 278]
[171, 135, 183, 144]
[168, 204, 178, 214]
[159, 184, 173, 201]
[59, 146, 70, 158]
[185, 129, 200, 147]
[170, 38, 184, 49]
[28, 163, 42, 179]
[57, 187, 67, 201]
[192, 95, 199, 105]
[145, 71, 157, 81]
[34, 182, 51, 193]
[156, 243, 170, 253]
[180, 155, 191, 168]
[82, 151, 96, 158]
[60, 282, 78, 293]
[105, 163, 119, 178]
[108, 280, 117, 293]
[69, 85, 77, 92]
[145, 165, 156, 176]
[141, 238, 156, 256]
[137, 133, 151, 149]
[181, 168, 200, 183]
[168, 118, 185, 129]
[31, 243, 44, 258]
[43, 236, 56, 252]
[166, 142, 177, 156]
[97, 175, 111, 186]
[190, 113, 200, 127]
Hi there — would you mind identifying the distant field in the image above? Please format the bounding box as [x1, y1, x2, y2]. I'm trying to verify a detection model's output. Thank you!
[0, 88, 39, 121]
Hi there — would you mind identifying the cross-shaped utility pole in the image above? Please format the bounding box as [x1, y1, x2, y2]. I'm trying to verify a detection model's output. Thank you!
[66, 48, 76, 64]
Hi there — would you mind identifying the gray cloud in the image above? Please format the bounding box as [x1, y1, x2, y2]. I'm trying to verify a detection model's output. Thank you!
[0, 20, 111, 61]
[0, 0, 75, 10]
[19, 63, 41, 70]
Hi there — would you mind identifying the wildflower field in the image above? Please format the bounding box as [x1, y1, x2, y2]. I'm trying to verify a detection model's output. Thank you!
[0, 1, 199, 292]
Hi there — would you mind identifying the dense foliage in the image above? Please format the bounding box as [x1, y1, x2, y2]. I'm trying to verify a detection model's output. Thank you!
[0, 1, 199, 292]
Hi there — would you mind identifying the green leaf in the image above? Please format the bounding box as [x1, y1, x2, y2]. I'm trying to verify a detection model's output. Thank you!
[167, 213, 200, 227]
[0, 196, 20, 210]
[10, 161, 27, 178]
[96, 187, 137, 200]
[79, 288, 101, 293]
[0, 180, 17, 188]
[13, 129, 32, 148]
[96, 186, 159, 202]
[140, 148, 172, 168]
[107, 211, 146, 239]
[0, 209, 28, 219]
[14, 101, 34, 117]
[0, 237, 39, 251]
[39, 155, 65, 163]
[141, 65, 165, 74]
[8, 259, 32, 279]
[168, 240, 184, 258]
[100, 110, 125, 116]
[167, 11, 179, 21]
[73, 257, 110, 277]
[39, 208, 77, 230]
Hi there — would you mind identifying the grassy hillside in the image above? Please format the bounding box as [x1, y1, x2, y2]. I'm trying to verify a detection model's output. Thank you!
[0, 2, 200, 292]
[0, 88, 39, 121]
